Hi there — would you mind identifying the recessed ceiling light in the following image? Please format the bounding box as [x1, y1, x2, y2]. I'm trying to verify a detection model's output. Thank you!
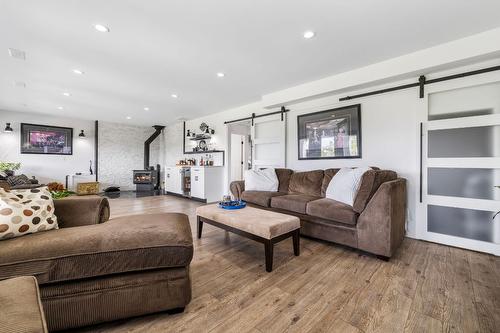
[62, 92, 71, 97]
[171, 94, 178, 98]
[126, 116, 132, 120]
[94, 24, 110, 33]
[143, 107, 149, 111]
[13, 81, 26, 88]
[72, 69, 84, 75]
[217, 72, 225, 78]
[57, 106, 64, 110]
[303, 31, 315, 39]
[8, 48, 26, 60]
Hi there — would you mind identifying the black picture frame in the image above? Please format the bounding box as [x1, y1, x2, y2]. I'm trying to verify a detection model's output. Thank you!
[20, 123, 73, 155]
[297, 104, 361, 160]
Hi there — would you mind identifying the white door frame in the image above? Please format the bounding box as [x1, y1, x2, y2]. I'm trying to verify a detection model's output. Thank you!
[417, 72, 500, 255]
[225, 121, 252, 190]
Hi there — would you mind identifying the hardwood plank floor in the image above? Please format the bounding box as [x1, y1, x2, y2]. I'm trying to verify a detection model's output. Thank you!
[74, 195, 499, 333]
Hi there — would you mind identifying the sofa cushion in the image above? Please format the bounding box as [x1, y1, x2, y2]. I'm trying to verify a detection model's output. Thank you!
[353, 170, 397, 213]
[241, 191, 287, 207]
[275, 168, 294, 192]
[306, 198, 358, 226]
[244, 168, 279, 191]
[321, 168, 340, 196]
[0, 276, 48, 333]
[288, 170, 324, 196]
[0, 187, 59, 241]
[6, 174, 31, 187]
[0, 213, 193, 284]
[325, 167, 372, 206]
[271, 194, 321, 214]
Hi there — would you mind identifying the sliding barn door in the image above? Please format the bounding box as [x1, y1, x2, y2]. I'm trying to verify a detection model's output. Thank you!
[419, 77, 500, 255]
[251, 113, 286, 169]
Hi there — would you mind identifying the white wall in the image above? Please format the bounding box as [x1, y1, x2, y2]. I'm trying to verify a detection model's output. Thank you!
[0, 111, 162, 191]
[0, 110, 95, 185]
[98, 121, 160, 191]
[162, 57, 500, 239]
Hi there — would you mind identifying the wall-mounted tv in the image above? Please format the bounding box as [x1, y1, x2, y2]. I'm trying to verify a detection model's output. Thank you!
[20, 123, 73, 155]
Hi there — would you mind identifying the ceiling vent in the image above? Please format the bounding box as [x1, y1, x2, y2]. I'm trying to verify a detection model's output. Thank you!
[13, 81, 26, 88]
[8, 48, 26, 60]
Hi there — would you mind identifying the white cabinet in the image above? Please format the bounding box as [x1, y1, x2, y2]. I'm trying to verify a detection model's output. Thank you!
[165, 167, 182, 194]
[166, 166, 223, 202]
[190, 167, 224, 202]
[190, 168, 205, 199]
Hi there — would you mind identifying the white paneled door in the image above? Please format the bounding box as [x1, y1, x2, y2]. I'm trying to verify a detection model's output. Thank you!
[251, 113, 286, 169]
[419, 78, 500, 255]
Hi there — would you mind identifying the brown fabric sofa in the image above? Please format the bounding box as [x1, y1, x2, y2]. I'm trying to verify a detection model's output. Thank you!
[0, 196, 193, 331]
[230, 168, 406, 258]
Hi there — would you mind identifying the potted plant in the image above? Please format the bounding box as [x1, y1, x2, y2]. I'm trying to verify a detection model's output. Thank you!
[0, 162, 21, 177]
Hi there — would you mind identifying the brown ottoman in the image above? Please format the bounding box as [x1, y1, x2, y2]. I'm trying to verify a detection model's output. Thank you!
[0, 276, 48, 333]
[196, 204, 300, 272]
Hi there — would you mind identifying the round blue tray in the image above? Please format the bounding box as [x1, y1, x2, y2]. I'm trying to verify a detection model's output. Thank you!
[218, 200, 246, 210]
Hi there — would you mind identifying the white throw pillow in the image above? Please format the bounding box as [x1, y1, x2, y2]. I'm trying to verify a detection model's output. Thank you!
[244, 168, 279, 192]
[0, 186, 58, 240]
[325, 167, 372, 206]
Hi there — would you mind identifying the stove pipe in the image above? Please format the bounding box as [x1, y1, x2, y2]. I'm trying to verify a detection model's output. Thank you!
[144, 125, 165, 170]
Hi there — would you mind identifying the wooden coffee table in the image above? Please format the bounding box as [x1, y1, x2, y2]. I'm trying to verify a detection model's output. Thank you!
[196, 204, 300, 272]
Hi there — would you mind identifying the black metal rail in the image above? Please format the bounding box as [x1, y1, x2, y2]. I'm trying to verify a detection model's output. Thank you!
[339, 65, 500, 101]
[224, 106, 289, 125]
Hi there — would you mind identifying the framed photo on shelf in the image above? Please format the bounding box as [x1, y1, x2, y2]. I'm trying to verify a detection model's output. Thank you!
[297, 104, 361, 160]
[20, 123, 73, 155]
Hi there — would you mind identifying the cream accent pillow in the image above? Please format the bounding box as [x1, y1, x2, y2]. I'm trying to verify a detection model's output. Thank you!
[0, 186, 58, 240]
[244, 168, 279, 192]
[325, 167, 372, 206]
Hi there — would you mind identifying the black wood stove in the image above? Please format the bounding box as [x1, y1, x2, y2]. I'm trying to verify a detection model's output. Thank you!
[133, 125, 165, 191]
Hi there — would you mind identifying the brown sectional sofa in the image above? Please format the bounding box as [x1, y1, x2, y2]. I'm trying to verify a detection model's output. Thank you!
[0, 196, 193, 331]
[230, 168, 406, 258]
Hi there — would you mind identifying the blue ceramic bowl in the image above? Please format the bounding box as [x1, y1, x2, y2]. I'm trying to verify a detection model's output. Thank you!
[218, 200, 247, 210]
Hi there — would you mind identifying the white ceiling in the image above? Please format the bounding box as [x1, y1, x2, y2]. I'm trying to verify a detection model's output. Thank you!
[1, 0, 500, 125]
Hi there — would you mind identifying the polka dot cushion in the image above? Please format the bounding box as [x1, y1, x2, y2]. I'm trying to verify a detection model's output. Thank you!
[0, 186, 58, 240]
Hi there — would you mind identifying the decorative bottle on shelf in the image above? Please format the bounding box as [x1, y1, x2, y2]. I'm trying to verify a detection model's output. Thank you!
[200, 157, 204, 166]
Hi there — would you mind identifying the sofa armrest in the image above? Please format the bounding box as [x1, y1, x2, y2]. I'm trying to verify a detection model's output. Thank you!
[356, 178, 406, 258]
[230, 180, 245, 200]
[0, 276, 48, 333]
[54, 196, 110, 228]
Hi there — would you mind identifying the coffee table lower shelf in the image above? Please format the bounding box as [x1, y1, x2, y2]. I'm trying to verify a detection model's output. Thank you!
[197, 216, 300, 272]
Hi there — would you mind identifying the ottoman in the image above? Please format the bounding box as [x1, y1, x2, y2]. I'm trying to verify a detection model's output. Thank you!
[196, 204, 300, 272]
[0, 276, 48, 333]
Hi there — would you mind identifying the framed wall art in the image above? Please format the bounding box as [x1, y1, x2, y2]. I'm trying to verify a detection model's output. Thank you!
[297, 104, 361, 160]
[20, 123, 73, 155]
